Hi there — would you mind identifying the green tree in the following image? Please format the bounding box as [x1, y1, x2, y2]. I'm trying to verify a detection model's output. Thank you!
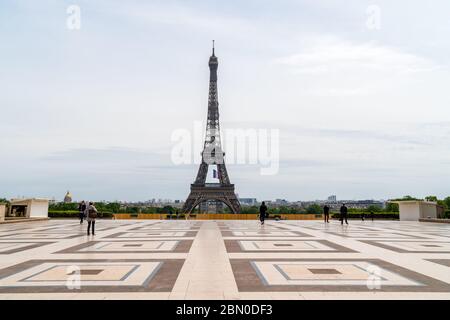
[288, 207, 303, 214]
[305, 204, 322, 215]
[443, 197, 450, 209]
[105, 202, 121, 213]
[49, 202, 78, 211]
[268, 207, 280, 215]
[242, 206, 258, 214]
[278, 206, 289, 214]
[144, 207, 157, 214]
[385, 202, 399, 212]
[401, 195, 421, 201]
[425, 195, 438, 202]
[161, 205, 175, 214]
[366, 205, 382, 213]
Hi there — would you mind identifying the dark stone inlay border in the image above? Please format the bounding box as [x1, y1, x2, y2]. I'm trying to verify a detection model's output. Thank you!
[0, 242, 55, 255]
[360, 240, 450, 253]
[104, 231, 198, 238]
[230, 258, 450, 292]
[0, 233, 84, 240]
[55, 240, 193, 254]
[0, 259, 184, 293]
[218, 225, 289, 231]
[423, 233, 450, 238]
[29, 226, 119, 232]
[129, 226, 201, 231]
[326, 231, 430, 240]
[426, 259, 450, 268]
[300, 225, 382, 232]
[224, 239, 357, 253]
[79, 269, 103, 275]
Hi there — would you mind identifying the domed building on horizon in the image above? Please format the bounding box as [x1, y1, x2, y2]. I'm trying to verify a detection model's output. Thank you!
[63, 191, 73, 203]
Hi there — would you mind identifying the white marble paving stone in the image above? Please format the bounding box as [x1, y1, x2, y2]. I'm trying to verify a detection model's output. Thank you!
[374, 241, 450, 252]
[0, 261, 162, 287]
[251, 261, 422, 286]
[238, 240, 334, 251]
[78, 240, 179, 252]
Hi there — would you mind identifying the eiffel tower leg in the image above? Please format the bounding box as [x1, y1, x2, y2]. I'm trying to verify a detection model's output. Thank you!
[222, 192, 241, 214]
[217, 163, 231, 185]
[182, 192, 200, 214]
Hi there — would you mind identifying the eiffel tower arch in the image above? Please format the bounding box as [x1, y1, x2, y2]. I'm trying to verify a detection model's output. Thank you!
[182, 42, 241, 214]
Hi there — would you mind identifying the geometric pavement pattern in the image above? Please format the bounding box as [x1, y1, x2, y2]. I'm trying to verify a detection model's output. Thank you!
[0, 219, 449, 299]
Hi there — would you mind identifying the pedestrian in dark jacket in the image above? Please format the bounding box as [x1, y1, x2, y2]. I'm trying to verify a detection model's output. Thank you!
[259, 201, 268, 225]
[340, 203, 348, 225]
[323, 205, 330, 223]
[78, 201, 86, 224]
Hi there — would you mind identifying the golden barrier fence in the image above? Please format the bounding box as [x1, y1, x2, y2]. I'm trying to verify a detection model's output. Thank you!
[113, 213, 323, 220]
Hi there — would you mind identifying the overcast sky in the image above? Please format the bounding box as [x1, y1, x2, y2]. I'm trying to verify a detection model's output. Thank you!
[1, 0, 450, 202]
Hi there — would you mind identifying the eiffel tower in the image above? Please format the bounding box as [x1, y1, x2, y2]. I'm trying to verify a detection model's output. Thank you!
[182, 42, 241, 214]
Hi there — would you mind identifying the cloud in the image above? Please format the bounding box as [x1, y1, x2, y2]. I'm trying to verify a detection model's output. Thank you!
[275, 38, 440, 75]
[43, 147, 161, 162]
[41, 147, 172, 173]
[103, 1, 256, 37]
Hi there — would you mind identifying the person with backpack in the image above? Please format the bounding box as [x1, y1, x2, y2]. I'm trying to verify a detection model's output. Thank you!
[259, 201, 268, 225]
[87, 202, 98, 236]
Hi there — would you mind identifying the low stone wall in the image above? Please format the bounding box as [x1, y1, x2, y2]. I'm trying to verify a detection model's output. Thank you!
[419, 218, 450, 224]
[113, 213, 323, 220]
[1, 217, 49, 224]
[0, 204, 6, 222]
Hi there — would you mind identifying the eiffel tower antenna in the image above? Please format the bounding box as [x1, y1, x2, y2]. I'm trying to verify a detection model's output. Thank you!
[182, 44, 241, 214]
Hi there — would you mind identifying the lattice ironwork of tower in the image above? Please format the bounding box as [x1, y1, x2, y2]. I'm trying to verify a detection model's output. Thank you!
[182, 42, 241, 214]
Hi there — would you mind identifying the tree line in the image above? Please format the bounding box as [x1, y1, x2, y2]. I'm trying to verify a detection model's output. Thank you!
[4, 194, 450, 216]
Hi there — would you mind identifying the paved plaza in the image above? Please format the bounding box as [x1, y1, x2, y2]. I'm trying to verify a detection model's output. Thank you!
[0, 219, 450, 300]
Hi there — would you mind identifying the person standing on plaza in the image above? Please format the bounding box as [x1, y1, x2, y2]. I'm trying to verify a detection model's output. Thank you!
[87, 202, 98, 236]
[361, 212, 365, 221]
[78, 200, 86, 224]
[259, 201, 268, 225]
[370, 210, 375, 221]
[340, 203, 348, 225]
[323, 205, 330, 223]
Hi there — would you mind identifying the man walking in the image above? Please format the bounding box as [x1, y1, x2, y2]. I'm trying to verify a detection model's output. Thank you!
[323, 205, 330, 223]
[78, 201, 86, 224]
[340, 203, 348, 225]
[259, 201, 268, 225]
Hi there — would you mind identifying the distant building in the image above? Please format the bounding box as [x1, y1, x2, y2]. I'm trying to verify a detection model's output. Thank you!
[327, 195, 337, 202]
[63, 191, 72, 203]
[275, 199, 289, 205]
[239, 198, 257, 206]
[324, 199, 384, 210]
